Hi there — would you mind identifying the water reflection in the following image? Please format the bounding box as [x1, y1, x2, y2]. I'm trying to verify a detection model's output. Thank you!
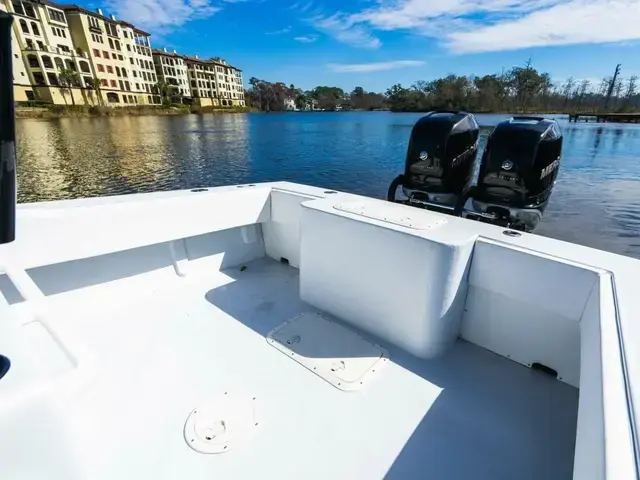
[15, 112, 640, 259]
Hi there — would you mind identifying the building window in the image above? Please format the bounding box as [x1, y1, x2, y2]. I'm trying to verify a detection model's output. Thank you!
[27, 54, 39, 68]
[24, 3, 36, 18]
[65, 59, 76, 71]
[135, 83, 139, 90]
[97, 64, 104, 72]
[110, 80, 117, 87]
[118, 55, 123, 61]
[33, 72, 45, 85]
[115, 41, 121, 51]
[106, 66, 113, 74]
[126, 45, 131, 51]
[12, 2, 24, 15]
[41, 56, 53, 69]
[79, 61, 90, 73]
[125, 81, 130, 91]
[19, 19, 29, 35]
[122, 69, 127, 78]
[46, 72, 58, 85]
[115, 66, 121, 77]
[108, 38, 114, 49]
[88, 16, 100, 30]
[130, 58, 134, 65]
[93, 49, 101, 57]
[54, 57, 63, 69]
[107, 92, 119, 103]
[123, 95, 128, 104]
[100, 79, 107, 86]
[48, 9, 66, 23]
[103, 51, 109, 59]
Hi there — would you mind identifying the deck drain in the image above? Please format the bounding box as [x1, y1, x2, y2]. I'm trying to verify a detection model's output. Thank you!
[184, 392, 260, 454]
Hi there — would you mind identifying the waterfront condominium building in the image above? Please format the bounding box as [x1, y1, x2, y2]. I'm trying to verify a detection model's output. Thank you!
[184, 55, 243, 107]
[211, 58, 244, 107]
[152, 48, 191, 102]
[0, 1, 30, 101]
[3, 1, 244, 107]
[117, 19, 158, 104]
[3, 0, 95, 104]
[63, 5, 157, 106]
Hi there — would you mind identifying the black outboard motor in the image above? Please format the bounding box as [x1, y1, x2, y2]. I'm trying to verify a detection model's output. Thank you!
[0, 12, 17, 244]
[471, 117, 562, 231]
[388, 111, 479, 210]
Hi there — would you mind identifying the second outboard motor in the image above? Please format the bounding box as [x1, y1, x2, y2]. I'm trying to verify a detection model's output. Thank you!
[388, 111, 479, 209]
[471, 117, 562, 231]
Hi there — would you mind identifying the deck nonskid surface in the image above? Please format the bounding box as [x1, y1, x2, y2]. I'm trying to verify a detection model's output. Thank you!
[3, 258, 578, 480]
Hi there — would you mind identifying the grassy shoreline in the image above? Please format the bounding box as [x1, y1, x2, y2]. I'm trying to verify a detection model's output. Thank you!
[15, 104, 255, 119]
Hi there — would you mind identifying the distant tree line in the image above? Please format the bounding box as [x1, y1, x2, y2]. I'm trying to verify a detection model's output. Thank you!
[245, 78, 385, 112]
[246, 61, 640, 114]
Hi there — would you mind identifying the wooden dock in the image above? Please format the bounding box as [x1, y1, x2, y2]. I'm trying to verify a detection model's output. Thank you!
[568, 113, 640, 123]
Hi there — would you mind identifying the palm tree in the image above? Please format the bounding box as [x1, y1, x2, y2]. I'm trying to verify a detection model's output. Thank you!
[82, 76, 103, 106]
[154, 80, 171, 104]
[58, 67, 80, 106]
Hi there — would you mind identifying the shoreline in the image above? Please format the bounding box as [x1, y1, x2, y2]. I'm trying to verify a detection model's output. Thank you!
[15, 104, 255, 119]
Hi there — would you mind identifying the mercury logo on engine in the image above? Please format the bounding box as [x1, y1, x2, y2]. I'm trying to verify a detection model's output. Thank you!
[540, 159, 560, 179]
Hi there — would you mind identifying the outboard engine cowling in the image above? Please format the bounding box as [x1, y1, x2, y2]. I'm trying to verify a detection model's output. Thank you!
[398, 111, 479, 208]
[471, 117, 562, 231]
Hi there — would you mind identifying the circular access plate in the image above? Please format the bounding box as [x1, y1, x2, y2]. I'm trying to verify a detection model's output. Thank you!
[184, 392, 260, 454]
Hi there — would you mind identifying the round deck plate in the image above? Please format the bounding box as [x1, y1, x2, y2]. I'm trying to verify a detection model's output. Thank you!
[184, 392, 260, 454]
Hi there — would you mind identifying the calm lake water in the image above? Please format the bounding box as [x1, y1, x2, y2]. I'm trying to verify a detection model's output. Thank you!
[15, 112, 640, 259]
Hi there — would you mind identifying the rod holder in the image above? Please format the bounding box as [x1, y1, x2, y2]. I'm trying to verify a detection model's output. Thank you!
[0, 12, 16, 244]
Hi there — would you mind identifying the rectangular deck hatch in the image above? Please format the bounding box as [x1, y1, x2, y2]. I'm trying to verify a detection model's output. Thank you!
[267, 312, 389, 391]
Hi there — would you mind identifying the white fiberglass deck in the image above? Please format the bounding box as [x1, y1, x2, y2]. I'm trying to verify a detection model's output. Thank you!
[1, 182, 638, 479]
[1, 258, 577, 480]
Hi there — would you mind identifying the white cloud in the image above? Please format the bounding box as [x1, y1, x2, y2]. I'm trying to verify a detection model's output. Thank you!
[266, 26, 292, 35]
[294, 35, 318, 43]
[307, 10, 381, 49]
[446, 0, 640, 53]
[105, 0, 220, 32]
[327, 60, 426, 72]
[314, 0, 640, 53]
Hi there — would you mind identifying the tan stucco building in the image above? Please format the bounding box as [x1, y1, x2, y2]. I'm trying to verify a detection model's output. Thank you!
[3, 0, 244, 107]
[153, 49, 245, 107]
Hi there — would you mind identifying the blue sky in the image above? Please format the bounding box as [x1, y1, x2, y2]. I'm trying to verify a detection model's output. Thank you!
[80, 0, 640, 92]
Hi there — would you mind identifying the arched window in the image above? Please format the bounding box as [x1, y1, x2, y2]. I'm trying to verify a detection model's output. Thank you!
[30, 22, 39, 36]
[108, 38, 114, 49]
[54, 57, 64, 70]
[41, 56, 53, 69]
[79, 61, 90, 73]
[115, 66, 121, 77]
[65, 59, 76, 71]
[20, 20, 29, 35]
[106, 92, 119, 103]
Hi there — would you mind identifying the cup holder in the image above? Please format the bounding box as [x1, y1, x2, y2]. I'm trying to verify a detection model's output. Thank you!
[0, 355, 10, 381]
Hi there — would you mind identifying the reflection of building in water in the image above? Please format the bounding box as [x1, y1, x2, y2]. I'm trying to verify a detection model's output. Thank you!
[98, 116, 178, 191]
[2, 0, 244, 107]
[15, 118, 96, 201]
